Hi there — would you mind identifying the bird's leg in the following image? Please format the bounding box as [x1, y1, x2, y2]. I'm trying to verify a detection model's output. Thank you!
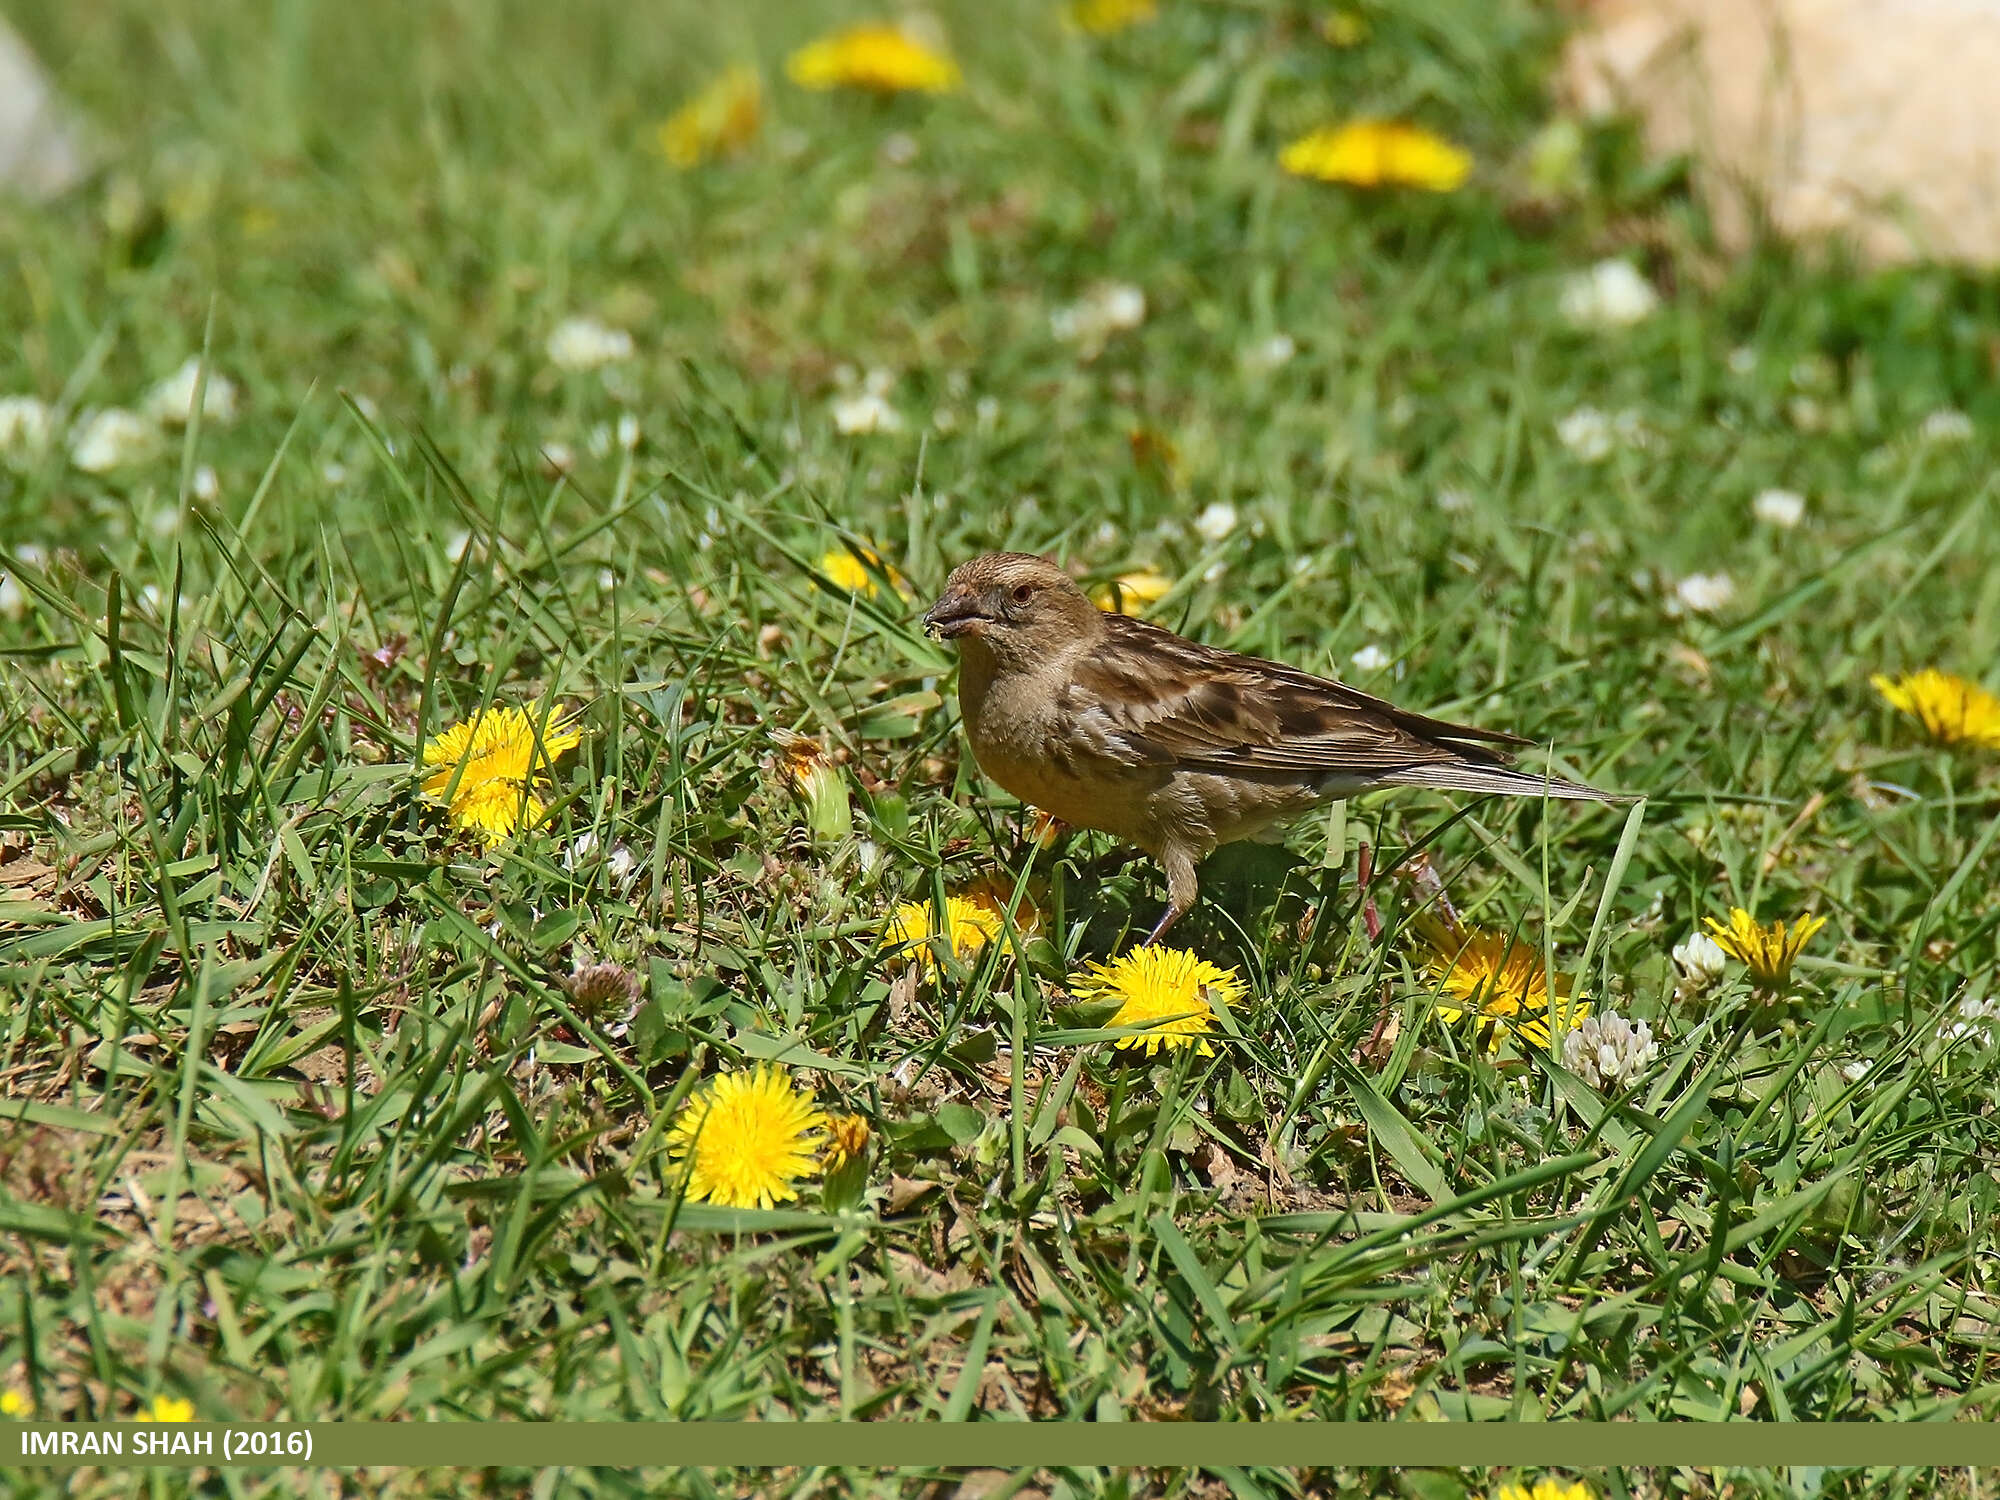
[1140, 847, 1201, 948]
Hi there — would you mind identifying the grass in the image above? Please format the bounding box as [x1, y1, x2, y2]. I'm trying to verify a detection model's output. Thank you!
[4, 0, 2000, 1492]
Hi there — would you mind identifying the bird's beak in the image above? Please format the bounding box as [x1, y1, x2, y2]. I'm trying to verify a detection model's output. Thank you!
[922, 589, 984, 640]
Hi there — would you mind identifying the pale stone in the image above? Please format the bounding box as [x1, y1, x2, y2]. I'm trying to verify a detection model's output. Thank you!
[1563, 0, 2000, 266]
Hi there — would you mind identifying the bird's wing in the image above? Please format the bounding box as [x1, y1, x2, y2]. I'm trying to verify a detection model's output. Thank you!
[1067, 614, 1527, 777]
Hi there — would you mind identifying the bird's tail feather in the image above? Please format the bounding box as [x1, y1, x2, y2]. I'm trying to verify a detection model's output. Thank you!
[1385, 762, 1617, 802]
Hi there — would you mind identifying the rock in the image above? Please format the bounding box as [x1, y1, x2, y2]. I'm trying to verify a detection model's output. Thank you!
[0, 21, 91, 200]
[1562, 0, 2000, 266]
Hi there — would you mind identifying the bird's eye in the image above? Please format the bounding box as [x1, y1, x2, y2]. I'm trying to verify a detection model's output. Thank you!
[1012, 584, 1033, 603]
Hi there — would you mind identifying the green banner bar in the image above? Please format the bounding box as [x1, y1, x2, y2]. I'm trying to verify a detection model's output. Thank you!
[6, 1423, 2000, 1470]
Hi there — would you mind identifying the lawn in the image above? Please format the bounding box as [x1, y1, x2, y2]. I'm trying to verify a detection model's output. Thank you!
[4, 0, 2000, 1493]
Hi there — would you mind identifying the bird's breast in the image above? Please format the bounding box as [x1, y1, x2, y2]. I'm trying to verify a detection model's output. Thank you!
[957, 662, 1162, 845]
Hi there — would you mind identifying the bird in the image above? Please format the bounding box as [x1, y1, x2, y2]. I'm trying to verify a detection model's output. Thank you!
[922, 551, 1614, 946]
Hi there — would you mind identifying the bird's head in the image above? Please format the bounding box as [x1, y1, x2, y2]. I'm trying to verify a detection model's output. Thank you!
[923, 552, 1103, 665]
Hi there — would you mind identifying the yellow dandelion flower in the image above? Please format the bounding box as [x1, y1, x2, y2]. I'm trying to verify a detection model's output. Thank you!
[656, 65, 763, 169]
[420, 704, 583, 844]
[1, 1388, 28, 1418]
[1064, 0, 1158, 35]
[667, 1064, 828, 1209]
[1127, 426, 1184, 486]
[1280, 119, 1472, 192]
[1428, 929, 1587, 1053]
[818, 545, 909, 599]
[786, 25, 962, 95]
[138, 1394, 194, 1422]
[1093, 570, 1174, 615]
[883, 894, 1005, 977]
[1071, 946, 1245, 1057]
[825, 1112, 871, 1169]
[1872, 669, 2000, 751]
[1027, 808, 1066, 848]
[1494, 1481, 1593, 1500]
[1321, 9, 1369, 46]
[1703, 908, 1826, 989]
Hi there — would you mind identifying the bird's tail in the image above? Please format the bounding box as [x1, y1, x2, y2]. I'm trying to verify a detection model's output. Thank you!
[1384, 761, 1619, 803]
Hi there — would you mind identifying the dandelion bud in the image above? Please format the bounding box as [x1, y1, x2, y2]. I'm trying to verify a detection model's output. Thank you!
[775, 730, 852, 843]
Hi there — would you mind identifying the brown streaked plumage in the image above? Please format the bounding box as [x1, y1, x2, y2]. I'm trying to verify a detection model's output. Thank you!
[923, 551, 1614, 945]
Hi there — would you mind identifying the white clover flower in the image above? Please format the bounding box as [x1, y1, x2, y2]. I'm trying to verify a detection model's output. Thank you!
[540, 441, 576, 474]
[1349, 644, 1391, 673]
[546, 316, 634, 371]
[1193, 501, 1238, 543]
[191, 464, 219, 501]
[1945, 995, 2000, 1047]
[1243, 333, 1296, 373]
[1051, 282, 1146, 354]
[143, 357, 239, 426]
[831, 369, 904, 435]
[1672, 931, 1728, 997]
[68, 408, 156, 472]
[1556, 406, 1614, 462]
[1560, 258, 1661, 329]
[1673, 572, 1736, 616]
[1919, 408, 1974, 443]
[0, 396, 54, 456]
[1752, 488, 1805, 528]
[1561, 1011, 1659, 1090]
[616, 413, 641, 450]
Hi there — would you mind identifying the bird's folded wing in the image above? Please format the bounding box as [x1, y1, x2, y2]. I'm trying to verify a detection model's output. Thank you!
[1068, 616, 1525, 775]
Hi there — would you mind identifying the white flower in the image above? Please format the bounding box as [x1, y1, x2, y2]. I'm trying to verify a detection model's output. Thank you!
[546, 316, 634, 371]
[1435, 487, 1473, 513]
[1945, 994, 2000, 1047]
[1672, 931, 1728, 996]
[880, 131, 919, 166]
[0, 396, 54, 455]
[1557, 407, 1613, 462]
[191, 464, 219, 501]
[1560, 259, 1660, 329]
[1673, 572, 1735, 616]
[1349, 644, 1391, 673]
[142, 357, 239, 426]
[1556, 405, 1649, 462]
[606, 844, 639, 883]
[616, 413, 640, 450]
[0, 573, 23, 616]
[974, 395, 1000, 431]
[1193, 502, 1239, 543]
[1751, 488, 1805, 528]
[1561, 1012, 1659, 1090]
[1051, 282, 1146, 354]
[1920, 408, 1974, 443]
[68, 408, 156, 472]
[1727, 346, 1757, 376]
[1839, 1059, 1872, 1084]
[321, 460, 349, 486]
[540, 441, 576, 474]
[1243, 333, 1296, 372]
[831, 369, 904, 435]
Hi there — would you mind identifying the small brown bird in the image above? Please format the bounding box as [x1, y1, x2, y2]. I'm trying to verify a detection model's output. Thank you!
[923, 552, 1613, 945]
